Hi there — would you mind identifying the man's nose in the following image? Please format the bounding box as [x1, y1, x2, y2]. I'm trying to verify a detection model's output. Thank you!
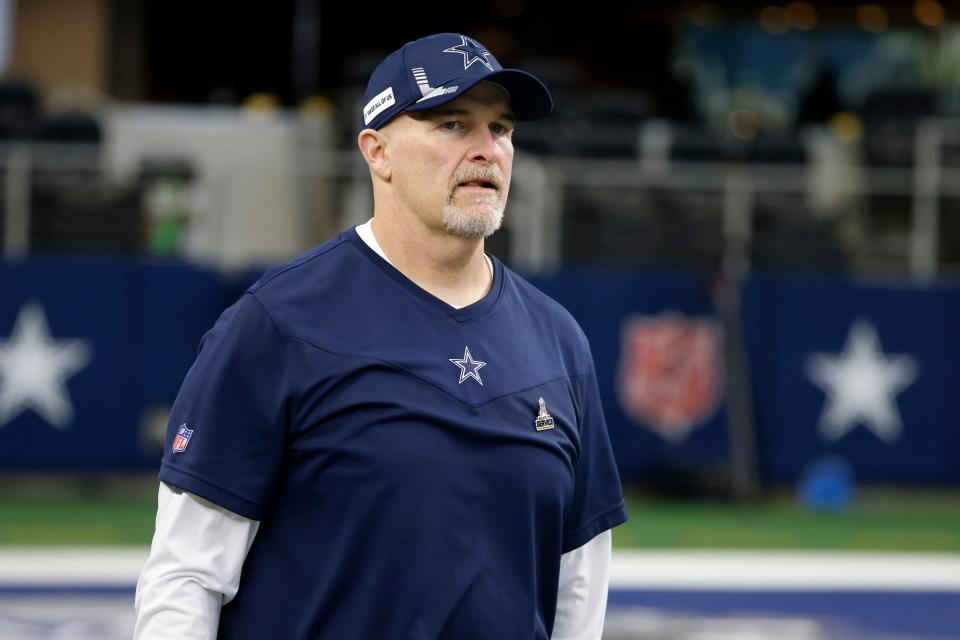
[468, 128, 501, 164]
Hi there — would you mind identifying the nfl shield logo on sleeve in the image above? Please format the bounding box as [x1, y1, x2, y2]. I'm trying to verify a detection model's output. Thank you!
[172, 423, 194, 453]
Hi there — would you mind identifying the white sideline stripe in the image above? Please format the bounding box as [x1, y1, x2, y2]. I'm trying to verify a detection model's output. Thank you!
[0, 548, 148, 586]
[0, 548, 959, 591]
[609, 550, 960, 591]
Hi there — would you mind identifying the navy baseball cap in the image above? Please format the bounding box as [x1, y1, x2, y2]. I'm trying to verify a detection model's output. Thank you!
[360, 33, 553, 130]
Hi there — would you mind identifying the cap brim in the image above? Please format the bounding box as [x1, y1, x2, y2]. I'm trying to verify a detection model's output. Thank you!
[403, 68, 553, 121]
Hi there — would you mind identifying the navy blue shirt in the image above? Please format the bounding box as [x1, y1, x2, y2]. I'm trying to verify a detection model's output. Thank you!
[160, 228, 627, 639]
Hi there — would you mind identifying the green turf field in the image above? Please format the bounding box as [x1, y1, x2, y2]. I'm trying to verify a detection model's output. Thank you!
[612, 489, 960, 551]
[2, 484, 959, 551]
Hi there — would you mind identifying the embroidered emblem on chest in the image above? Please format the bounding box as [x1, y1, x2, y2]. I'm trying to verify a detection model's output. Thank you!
[534, 397, 556, 431]
[449, 346, 486, 385]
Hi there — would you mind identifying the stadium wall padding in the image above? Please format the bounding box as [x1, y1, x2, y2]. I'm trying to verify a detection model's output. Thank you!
[2, 258, 958, 483]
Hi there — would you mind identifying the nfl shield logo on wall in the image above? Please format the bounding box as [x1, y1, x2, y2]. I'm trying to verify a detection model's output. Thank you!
[617, 313, 724, 442]
[172, 423, 194, 453]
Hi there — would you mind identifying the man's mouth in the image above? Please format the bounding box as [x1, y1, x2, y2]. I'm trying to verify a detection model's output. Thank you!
[457, 180, 498, 191]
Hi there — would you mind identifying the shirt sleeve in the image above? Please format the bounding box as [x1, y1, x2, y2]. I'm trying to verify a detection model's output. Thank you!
[552, 530, 612, 640]
[134, 482, 260, 640]
[158, 292, 291, 520]
[563, 370, 628, 553]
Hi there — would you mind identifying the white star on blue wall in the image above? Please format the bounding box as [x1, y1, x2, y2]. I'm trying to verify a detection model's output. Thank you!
[0, 303, 92, 429]
[806, 320, 918, 443]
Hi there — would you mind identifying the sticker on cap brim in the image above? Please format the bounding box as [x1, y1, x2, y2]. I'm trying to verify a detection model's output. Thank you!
[363, 87, 395, 125]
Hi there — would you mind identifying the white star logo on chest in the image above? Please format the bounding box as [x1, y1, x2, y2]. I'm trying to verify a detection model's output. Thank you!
[449, 346, 486, 385]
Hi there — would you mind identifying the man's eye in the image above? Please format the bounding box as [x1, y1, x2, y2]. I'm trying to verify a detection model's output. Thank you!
[442, 121, 464, 130]
[491, 123, 508, 135]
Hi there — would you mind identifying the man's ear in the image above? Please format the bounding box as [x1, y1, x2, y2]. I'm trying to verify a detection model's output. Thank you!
[357, 129, 391, 181]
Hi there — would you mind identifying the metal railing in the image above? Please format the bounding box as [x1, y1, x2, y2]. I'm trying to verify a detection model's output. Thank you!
[1, 119, 958, 280]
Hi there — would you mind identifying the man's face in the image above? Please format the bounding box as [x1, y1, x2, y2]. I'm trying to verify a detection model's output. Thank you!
[382, 81, 515, 239]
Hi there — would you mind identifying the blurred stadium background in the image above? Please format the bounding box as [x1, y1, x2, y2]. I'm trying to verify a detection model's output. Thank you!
[1, 0, 960, 638]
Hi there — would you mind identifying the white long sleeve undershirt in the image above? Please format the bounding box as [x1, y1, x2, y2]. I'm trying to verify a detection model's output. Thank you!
[133, 484, 258, 639]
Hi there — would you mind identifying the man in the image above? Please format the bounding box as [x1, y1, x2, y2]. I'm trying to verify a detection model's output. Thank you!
[135, 33, 627, 639]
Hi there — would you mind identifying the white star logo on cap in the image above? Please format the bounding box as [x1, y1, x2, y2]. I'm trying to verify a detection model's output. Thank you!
[443, 35, 494, 71]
